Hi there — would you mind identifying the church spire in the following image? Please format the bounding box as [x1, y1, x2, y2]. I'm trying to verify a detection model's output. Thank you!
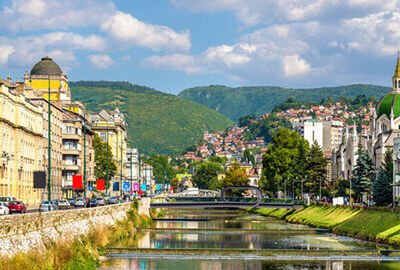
[394, 51, 400, 79]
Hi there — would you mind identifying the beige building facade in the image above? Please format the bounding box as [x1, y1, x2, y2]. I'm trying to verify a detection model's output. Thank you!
[0, 80, 44, 205]
[90, 109, 127, 193]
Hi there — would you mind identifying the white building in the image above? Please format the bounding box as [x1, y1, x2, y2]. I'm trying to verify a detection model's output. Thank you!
[294, 120, 323, 147]
[392, 137, 400, 199]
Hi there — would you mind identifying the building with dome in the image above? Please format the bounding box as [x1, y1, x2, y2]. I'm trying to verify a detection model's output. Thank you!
[370, 55, 400, 168]
[332, 55, 400, 182]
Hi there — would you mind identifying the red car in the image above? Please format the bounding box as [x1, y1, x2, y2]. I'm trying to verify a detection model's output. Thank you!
[8, 201, 26, 214]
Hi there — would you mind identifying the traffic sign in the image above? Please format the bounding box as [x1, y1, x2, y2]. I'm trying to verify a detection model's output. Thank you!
[88, 186, 94, 191]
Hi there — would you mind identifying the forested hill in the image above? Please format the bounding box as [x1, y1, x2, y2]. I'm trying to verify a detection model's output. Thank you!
[178, 84, 390, 121]
[70, 81, 233, 155]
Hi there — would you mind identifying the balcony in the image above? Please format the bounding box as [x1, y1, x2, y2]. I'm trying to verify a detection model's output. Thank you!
[63, 148, 81, 155]
[63, 160, 81, 171]
[62, 133, 81, 140]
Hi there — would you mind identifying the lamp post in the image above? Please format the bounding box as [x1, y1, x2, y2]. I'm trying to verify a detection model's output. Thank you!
[83, 110, 87, 205]
[30, 72, 52, 211]
[120, 135, 123, 198]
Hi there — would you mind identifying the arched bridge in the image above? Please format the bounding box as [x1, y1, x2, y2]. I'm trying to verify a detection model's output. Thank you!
[151, 186, 304, 209]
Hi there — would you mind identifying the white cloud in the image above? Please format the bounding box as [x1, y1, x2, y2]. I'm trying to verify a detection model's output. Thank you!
[0, 0, 116, 32]
[0, 46, 15, 64]
[0, 32, 107, 70]
[88, 54, 114, 69]
[283, 55, 311, 76]
[171, 0, 399, 25]
[101, 11, 191, 52]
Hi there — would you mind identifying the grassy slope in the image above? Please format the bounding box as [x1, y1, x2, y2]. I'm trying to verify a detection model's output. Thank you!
[178, 84, 390, 121]
[257, 205, 400, 246]
[70, 81, 233, 155]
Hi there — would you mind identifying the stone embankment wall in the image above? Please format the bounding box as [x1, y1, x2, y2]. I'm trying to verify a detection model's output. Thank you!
[0, 198, 150, 257]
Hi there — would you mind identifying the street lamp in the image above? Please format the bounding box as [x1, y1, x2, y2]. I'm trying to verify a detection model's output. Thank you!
[83, 109, 87, 205]
[30, 71, 52, 211]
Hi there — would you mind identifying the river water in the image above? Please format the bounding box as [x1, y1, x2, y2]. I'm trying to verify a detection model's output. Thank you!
[100, 209, 400, 270]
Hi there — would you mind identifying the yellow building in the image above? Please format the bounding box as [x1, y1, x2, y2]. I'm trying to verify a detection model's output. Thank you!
[0, 79, 44, 205]
[21, 56, 94, 199]
[90, 109, 127, 193]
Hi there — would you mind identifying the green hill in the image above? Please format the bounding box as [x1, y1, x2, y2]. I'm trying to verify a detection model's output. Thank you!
[70, 81, 233, 155]
[178, 84, 391, 121]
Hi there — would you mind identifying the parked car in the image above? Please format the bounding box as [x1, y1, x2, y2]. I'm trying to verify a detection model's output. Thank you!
[123, 194, 134, 201]
[68, 198, 76, 207]
[56, 199, 71, 209]
[108, 196, 119, 204]
[0, 202, 9, 215]
[39, 201, 57, 212]
[96, 197, 106, 206]
[74, 198, 86, 207]
[0, 196, 17, 206]
[86, 198, 98, 207]
[8, 201, 26, 214]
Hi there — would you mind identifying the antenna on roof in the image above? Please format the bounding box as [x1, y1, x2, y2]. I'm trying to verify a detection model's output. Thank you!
[45, 45, 48, 57]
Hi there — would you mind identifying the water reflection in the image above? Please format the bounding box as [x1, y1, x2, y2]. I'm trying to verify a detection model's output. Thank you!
[100, 258, 400, 270]
[100, 209, 395, 270]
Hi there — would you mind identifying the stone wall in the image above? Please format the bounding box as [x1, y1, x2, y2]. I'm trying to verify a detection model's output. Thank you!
[0, 198, 150, 257]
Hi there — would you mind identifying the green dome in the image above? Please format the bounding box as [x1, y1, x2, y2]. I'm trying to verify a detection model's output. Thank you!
[30, 56, 63, 76]
[377, 93, 400, 118]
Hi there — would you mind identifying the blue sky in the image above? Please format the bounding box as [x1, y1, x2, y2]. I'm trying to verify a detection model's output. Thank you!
[0, 0, 399, 94]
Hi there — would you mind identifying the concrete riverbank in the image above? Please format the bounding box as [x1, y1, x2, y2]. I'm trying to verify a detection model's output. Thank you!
[0, 198, 151, 270]
[253, 205, 400, 246]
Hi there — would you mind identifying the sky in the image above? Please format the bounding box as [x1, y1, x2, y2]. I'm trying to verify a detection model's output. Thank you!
[0, 0, 399, 94]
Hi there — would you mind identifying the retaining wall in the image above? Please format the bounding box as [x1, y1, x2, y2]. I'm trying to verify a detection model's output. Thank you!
[0, 198, 150, 257]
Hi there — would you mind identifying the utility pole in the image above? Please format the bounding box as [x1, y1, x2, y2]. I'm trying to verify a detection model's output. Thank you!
[130, 149, 133, 194]
[319, 176, 322, 202]
[46, 73, 51, 211]
[106, 132, 109, 196]
[83, 111, 87, 205]
[349, 177, 352, 206]
[120, 135, 123, 198]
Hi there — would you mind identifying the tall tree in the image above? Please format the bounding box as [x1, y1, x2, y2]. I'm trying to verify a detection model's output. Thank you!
[373, 150, 393, 206]
[93, 133, 117, 191]
[306, 142, 327, 194]
[148, 155, 175, 184]
[351, 147, 375, 203]
[261, 128, 307, 196]
[192, 162, 223, 190]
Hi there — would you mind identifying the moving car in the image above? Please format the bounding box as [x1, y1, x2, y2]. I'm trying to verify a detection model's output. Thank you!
[8, 201, 26, 214]
[56, 199, 71, 209]
[39, 201, 57, 212]
[0, 202, 9, 215]
[96, 197, 106, 206]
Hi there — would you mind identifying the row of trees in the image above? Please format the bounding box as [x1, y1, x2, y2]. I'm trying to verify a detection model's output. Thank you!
[350, 148, 393, 206]
[261, 128, 327, 197]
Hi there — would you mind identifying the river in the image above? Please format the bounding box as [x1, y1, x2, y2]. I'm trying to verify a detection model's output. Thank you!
[100, 209, 400, 269]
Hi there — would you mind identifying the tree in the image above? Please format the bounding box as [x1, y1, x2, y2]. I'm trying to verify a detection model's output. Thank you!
[306, 142, 327, 194]
[148, 155, 175, 184]
[261, 128, 307, 196]
[221, 163, 250, 196]
[243, 149, 255, 165]
[192, 162, 223, 190]
[93, 133, 117, 191]
[208, 156, 228, 165]
[373, 150, 393, 206]
[351, 147, 375, 203]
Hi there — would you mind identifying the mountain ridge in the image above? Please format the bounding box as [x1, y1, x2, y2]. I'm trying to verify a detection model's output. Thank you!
[69, 81, 233, 155]
[178, 84, 390, 121]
